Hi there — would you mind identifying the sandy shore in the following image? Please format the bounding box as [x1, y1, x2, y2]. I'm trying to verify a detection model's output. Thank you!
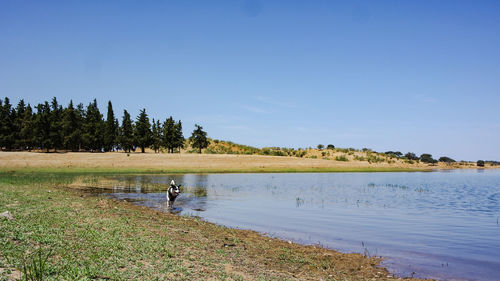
[0, 151, 446, 172]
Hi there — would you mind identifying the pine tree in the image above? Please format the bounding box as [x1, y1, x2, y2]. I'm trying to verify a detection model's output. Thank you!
[162, 116, 176, 153]
[75, 103, 85, 151]
[62, 100, 82, 151]
[82, 99, 104, 152]
[0, 97, 15, 150]
[104, 101, 118, 152]
[151, 119, 162, 153]
[33, 102, 52, 152]
[134, 108, 152, 153]
[0, 99, 3, 149]
[14, 99, 26, 149]
[20, 104, 34, 151]
[174, 120, 185, 152]
[189, 124, 209, 153]
[50, 97, 64, 151]
[119, 110, 134, 153]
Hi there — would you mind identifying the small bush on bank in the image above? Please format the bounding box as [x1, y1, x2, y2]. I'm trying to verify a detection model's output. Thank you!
[335, 155, 349, 161]
[354, 155, 366, 161]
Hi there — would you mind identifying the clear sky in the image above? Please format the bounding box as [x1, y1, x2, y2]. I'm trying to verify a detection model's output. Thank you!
[1, 0, 499, 161]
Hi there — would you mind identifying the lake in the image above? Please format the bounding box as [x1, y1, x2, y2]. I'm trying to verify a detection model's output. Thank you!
[85, 170, 500, 281]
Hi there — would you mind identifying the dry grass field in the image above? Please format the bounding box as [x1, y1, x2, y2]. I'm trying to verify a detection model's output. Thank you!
[0, 151, 488, 173]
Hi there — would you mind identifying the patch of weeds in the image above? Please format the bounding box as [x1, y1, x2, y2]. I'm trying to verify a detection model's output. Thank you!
[335, 155, 349, 162]
[193, 187, 207, 197]
[354, 155, 366, 161]
[21, 248, 53, 281]
[277, 248, 308, 267]
[367, 156, 384, 164]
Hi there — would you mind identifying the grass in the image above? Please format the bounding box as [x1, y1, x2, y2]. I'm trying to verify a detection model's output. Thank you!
[0, 173, 429, 281]
[21, 248, 52, 281]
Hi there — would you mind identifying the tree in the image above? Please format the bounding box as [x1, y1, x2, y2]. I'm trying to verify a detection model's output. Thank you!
[75, 103, 86, 151]
[477, 160, 485, 167]
[326, 144, 335, 150]
[103, 101, 118, 152]
[151, 119, 162, 153]
[33, 102, 52, 152]
[13, 99, 26, 150]
[119, 110, 134, 153]
[20, 104, 34, 151]
[174, 120, 185, 152]
[439, 156, 456, 163]
[404, 152, 419, 160]
[82, 99, 104, 152]
[49, 97, 64, 151]
[134, 108, 152, 153]
[190, 124, 209, 153]
[62, 100, 83, 151]
[385, 151, 403, 158]
[420, 153, 437, 164]
[317, 144, 324, 150]
[0, 97, 15, 150]
[162, 116, 176, 153]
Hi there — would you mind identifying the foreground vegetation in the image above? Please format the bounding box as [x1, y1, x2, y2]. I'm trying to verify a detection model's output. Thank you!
[0, 173, 427, 280]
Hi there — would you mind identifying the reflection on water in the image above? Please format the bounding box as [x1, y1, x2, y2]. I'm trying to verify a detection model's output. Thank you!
[78, 171, 500, 281]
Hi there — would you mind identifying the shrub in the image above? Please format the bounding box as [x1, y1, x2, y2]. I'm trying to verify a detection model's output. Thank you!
[354, 155, 366, 161]
[477, 160, 485, 167]
[420, 153, 437, 164]
[404, 152, 419, 160]
[327, 144, 335, 149]
[317, 144, 324, 150]
[385, 151, 403, 158]
[297, 150, 307, 158]
[204, 149, 217, 154]
[439, 156, 456, 163]
[367, 155, 384, 163]
[335, 155, 349, 161]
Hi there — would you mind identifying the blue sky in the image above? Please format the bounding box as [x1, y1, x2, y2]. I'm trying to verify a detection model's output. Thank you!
[1, 0, 499, 161]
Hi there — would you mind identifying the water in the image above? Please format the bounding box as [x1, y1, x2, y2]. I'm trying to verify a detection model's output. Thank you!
[84, 170, 500, 281]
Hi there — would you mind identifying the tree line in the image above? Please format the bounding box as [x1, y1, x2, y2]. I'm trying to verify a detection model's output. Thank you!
[0, 97, 209, 153]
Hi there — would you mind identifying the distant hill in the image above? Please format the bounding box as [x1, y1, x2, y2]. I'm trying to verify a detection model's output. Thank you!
[182, 139, 495, 168]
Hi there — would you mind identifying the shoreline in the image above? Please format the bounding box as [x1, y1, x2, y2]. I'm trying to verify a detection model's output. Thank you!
[0, 175, 430, 280]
